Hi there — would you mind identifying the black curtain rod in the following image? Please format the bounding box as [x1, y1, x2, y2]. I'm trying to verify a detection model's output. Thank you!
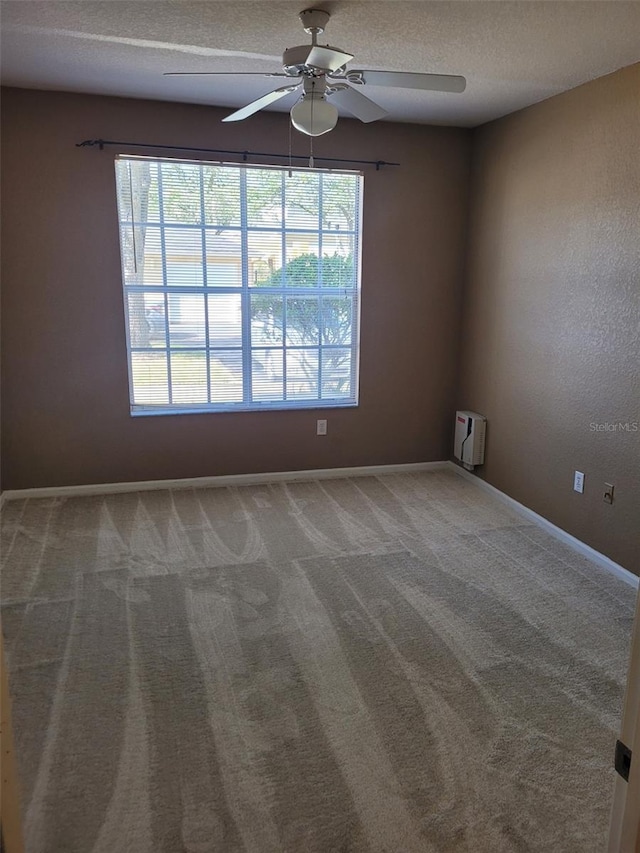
[76, 139, 399, 170]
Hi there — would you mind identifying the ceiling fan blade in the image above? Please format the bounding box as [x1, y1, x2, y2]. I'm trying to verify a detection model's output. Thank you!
[328, 85, 388, 123]
[221, 84, 301, 122]
[344, 70, 466, 93]
[306, 45, 354, 72]
[164, 72, 291, 78]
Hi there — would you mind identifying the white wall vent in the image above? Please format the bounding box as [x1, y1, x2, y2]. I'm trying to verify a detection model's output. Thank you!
[454, 411, 487, 470]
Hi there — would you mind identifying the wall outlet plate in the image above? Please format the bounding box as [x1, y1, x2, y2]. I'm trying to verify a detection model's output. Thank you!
[316, 419, 327, 436]
[573, 471, 585, 493]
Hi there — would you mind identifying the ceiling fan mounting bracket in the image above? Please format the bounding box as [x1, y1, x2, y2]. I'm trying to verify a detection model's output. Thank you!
[299, 9, 330, 36]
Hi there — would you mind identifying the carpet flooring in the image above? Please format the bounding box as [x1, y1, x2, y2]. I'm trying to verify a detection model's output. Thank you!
[0, 469, 635, 853]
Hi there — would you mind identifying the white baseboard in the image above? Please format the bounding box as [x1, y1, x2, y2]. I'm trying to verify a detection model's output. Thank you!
[0, 461, 450, 503]
[448, 461, 639, 588]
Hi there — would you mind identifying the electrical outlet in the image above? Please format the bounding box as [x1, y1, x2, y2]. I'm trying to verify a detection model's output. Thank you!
[603, 483, 614, 504]
[316, 419, 327, 436]
[573, 471, 585, 493]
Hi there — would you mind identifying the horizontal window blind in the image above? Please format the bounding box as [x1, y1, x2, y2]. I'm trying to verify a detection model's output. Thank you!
[115, 156, 362, 415]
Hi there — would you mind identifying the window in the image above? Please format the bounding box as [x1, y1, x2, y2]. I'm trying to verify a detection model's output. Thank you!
[115, 156, 362, 415]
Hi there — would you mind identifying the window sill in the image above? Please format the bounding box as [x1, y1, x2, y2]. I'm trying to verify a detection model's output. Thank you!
[130, 400, 358, 417]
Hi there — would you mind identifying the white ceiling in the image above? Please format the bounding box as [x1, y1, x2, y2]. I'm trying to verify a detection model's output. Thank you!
[1, 1, 638, 128]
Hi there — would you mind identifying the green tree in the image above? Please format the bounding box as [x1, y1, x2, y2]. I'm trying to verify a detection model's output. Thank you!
[116, 159, 152, 347]
[157, 162, 349, 232]
[252, 252, 353, 341]
[251, 253, 354, 395]
[161, 162, 244, 234]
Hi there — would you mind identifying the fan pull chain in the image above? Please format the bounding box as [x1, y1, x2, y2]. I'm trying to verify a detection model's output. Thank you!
[288, 118, 293, 177]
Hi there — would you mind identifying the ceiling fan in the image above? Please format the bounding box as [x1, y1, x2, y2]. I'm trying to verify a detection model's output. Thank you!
[165, 8, 466, 137]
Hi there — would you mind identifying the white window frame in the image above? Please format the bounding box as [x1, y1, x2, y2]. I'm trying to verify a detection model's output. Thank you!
[115, 155, 363, 416]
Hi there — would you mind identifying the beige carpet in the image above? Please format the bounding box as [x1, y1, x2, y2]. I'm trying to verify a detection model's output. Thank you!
[0, 469, 635, 853]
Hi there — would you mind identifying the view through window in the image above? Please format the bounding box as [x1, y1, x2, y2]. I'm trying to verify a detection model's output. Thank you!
[115, 156, 362, 414]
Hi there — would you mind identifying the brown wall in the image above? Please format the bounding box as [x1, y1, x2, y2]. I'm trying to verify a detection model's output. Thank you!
[0, 88, 471, 490]
[458, 65, 640, 574]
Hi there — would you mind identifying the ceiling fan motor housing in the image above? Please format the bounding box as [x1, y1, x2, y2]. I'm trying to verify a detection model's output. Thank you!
[282, 45, 350, 77]
[282, 45, 320, 76]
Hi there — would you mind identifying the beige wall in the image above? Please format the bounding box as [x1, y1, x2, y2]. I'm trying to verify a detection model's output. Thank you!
[0, 88, 471, 490]
[458, 65, 640, 574]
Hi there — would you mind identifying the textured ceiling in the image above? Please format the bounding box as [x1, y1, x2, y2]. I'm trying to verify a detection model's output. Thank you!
[1, 1, 639, 128]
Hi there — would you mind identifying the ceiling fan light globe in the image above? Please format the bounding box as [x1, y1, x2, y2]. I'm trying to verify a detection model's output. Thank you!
[290, 96, 338, 136]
